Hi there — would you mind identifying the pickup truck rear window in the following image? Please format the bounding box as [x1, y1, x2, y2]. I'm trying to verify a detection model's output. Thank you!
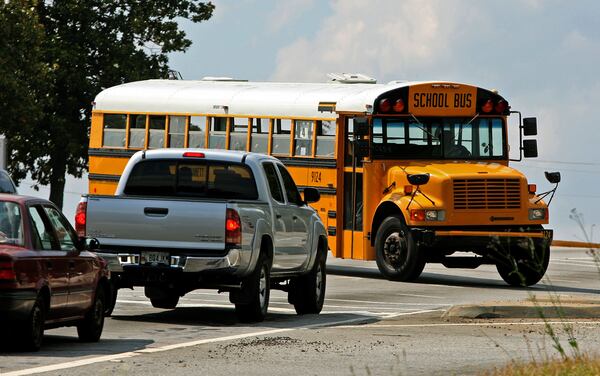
[124, 159, 258, 200]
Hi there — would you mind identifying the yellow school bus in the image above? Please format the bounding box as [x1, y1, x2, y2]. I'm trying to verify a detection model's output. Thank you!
[89, 75, 556, 286]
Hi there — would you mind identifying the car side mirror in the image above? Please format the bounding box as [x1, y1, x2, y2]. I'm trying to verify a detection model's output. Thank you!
[81, 237, 100, 251]
[522, 139, 538, 158]
[545, 171, 561, 184]
[407, 173, 430, 186]
[303, 187, 321, 204]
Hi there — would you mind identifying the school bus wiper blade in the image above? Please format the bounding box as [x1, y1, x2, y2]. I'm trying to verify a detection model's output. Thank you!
[409, 114, 435, 139]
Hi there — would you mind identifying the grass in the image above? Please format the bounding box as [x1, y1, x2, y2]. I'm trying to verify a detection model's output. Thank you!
[483, 208, 600, 376]
[486, 355, 600, 376]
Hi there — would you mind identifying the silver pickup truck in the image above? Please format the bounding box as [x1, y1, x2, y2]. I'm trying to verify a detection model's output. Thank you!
[77, 149, 328, 322]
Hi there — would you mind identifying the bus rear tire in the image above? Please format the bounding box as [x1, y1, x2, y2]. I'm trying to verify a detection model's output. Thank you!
[375, 216, 425, 281]
[496, 242, 550, 287]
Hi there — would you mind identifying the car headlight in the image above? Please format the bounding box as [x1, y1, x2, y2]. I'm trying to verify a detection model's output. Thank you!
[529, 208, 547, 220]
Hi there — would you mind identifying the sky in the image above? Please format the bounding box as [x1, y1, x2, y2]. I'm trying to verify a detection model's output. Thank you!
[20, 0, 600, 241]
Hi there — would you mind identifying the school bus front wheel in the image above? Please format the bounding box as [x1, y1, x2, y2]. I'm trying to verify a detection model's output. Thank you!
[374, 216, 426, 281]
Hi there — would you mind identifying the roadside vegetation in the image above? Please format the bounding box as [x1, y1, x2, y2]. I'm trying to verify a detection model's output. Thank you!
[485, 209, 600, 376]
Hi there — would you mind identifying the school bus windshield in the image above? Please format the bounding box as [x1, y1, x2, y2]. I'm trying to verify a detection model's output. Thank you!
[371, 117, 506, 160]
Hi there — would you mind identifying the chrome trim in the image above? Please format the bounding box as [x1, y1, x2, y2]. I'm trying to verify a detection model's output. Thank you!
[182, 249, 241, 272]
[97, 249, 242, 273]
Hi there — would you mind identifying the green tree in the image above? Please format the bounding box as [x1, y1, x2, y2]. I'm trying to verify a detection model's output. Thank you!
[0, 0, 50, 184]
[4, 0, 215, 209]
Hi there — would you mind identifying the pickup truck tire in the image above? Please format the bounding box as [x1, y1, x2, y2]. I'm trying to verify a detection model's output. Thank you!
[289, 246, 326, 314]
[496, 242, 550, 286]
[375, 216, 425, 281]
[77, 288, 105, 342]
[17, 295, 45, 351]
[150, 295, 180, 309]
[235, 253, 270, 323]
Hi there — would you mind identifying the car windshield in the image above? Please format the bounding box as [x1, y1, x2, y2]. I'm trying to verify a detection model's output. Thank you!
[0, 201, 24, 246]
[371, 117, 505, 160]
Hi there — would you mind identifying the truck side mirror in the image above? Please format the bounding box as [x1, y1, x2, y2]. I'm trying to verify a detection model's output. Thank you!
[353, 117, 370, 137]
[302, 187, 321, 204]
[523, 117, 537, 136]
[523, 139, 538, 158]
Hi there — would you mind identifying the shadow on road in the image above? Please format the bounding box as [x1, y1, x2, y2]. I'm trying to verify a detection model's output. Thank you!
[327, 264, 600, 295]
[110, 306, 379, 329]
[0, 336, 153, 357]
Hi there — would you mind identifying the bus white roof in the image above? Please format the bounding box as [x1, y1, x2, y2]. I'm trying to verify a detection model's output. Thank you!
[93, 79, 434, 118]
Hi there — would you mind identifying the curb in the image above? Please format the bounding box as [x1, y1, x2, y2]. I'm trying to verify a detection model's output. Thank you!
[443, 296, 600, 319]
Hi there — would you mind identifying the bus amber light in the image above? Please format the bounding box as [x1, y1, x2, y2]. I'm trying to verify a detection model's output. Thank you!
[393, 99, 405, 112]
[378, 98, 391, 112]
[481, 99, 493, 113]
[410, 209, 426, 221]
[528, 184, 537, 194]
[403, 185, 413, 195]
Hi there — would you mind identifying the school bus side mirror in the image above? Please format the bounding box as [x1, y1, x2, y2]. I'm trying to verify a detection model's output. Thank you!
[523, 139, 538, 158]
[353, 117, 369, 137]
[353, 140, 370, 159]
[523, 117, 537, 136]
[545, 171, 561, 184]
[407, 173, 430, 186]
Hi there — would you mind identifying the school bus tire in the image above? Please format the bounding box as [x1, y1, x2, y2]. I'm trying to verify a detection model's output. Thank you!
[375, 216, 425, 281]
[495, 242, 550, 287]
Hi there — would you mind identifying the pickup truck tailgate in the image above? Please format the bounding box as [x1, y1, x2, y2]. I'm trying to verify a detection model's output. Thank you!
[86, 196, 226, 251]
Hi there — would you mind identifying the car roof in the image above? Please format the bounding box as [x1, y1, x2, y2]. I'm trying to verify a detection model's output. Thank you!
[0, 193, 53, 205]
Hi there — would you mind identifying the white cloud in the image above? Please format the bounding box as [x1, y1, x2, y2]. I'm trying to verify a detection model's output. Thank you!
[268, 0, 316, 32]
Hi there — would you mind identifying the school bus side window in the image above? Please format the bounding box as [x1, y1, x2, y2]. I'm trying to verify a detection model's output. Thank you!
[251, 118, 270, 153]
[102, 114, 126, 147]
[209, 117, 227, 149]
[189, 116, 206, 148]
[169, 116, 186, 148]
[294, 120, 313, 156]
[316, 120, 335, 157]
[129, 114, 147, 148]
[230, 117, 248, 151]
[272, 119, 291, 155]
[148, 115, 166, 148]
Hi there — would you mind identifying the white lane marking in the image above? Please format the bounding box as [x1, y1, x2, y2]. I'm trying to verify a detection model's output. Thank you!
[551, 260, 599, 268]
[324, 297, 446, 305]
[335, 320, 600, 329]
[4, 310, 439, 376]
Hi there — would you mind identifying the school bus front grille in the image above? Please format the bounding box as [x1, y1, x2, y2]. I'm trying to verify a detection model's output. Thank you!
[453, 179, 521, 210]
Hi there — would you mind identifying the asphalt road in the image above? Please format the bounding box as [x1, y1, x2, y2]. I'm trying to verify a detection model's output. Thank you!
[1, 247, 599, 375]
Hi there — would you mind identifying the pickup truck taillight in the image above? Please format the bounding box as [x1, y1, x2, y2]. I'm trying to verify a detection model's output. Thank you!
[225, 208, 241, 247]
[75, 198, 87, 237]
[0, 261, 16, 281]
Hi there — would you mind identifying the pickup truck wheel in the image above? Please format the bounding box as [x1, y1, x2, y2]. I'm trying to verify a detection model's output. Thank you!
[496, 242, 550, 286]
[17, 296, 45, 351]
[77, 288, 105, 342]
[375, 216, 425, 281]
[150, 295, 180, 309]
[235, 253, 270, 323]
[289, 248, 326, 315]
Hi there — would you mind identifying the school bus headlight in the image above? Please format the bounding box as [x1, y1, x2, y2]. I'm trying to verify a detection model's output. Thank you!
[529, 208, 547, 220]
[411, 209, 445, 221]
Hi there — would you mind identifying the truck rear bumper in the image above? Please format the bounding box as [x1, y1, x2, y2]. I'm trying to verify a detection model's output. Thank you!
[97, 249, 242, 274]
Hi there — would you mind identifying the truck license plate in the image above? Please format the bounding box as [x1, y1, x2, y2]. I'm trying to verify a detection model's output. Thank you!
[141, 251, 170, 265]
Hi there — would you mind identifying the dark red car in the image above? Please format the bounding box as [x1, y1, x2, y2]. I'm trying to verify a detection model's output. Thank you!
[0, 194, 110, 351]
